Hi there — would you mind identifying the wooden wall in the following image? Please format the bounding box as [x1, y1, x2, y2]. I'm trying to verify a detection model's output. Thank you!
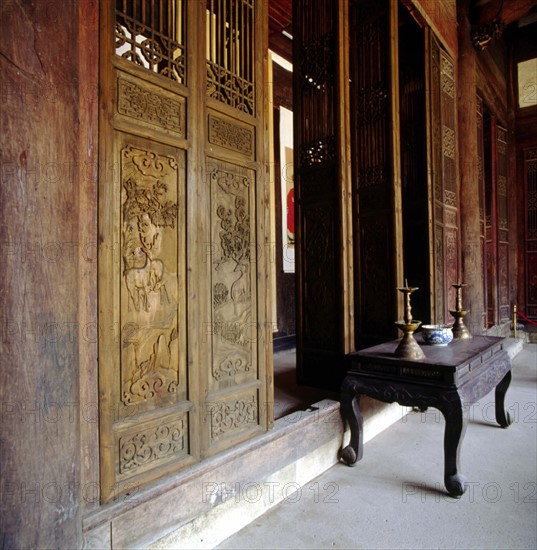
[0, 0, 99, 546]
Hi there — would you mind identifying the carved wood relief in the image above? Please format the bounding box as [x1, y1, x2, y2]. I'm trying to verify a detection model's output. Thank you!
[430, 35, 459, 323]
[100, 0, 268, 503]
[117, 75, 185, 136]
[207, 393, 258, 442]
[208, 113, 254, 158]
[209, 163, 256, 390]
[117, 414, 188, 478]
[120, 144, 183, 411]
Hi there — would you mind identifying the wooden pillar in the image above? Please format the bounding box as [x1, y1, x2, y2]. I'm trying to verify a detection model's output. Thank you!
[0, 1, 84, 546]
[457, 0, 485, 334]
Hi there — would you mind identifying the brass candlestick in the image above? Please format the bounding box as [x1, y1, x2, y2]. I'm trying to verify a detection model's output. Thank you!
[394, 281, 425, 360]
[449, 282, 471, 340]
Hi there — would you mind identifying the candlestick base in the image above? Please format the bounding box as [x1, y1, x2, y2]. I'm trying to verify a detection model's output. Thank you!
[449, 309, 472, 340]
[394, 321, 426, 360]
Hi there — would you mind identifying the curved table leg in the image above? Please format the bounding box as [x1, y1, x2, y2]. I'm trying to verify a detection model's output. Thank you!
[439, 395, 468, 497]
[495, 370, 512, 428]
[339, 376, 364, 466]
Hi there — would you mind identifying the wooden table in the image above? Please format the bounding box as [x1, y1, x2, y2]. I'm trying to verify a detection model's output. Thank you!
[340, 335, 512, 496]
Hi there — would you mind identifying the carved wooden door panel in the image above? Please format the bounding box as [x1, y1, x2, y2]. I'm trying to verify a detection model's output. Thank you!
[496, 125, 510, 324]
[483, 113, 509, 327]
[202, 0, 270, 459]
[483, 112, 497, 326]
[427, 33, 459, 324]
[476, 95, 488, 325]
[99, 0, 269, 502]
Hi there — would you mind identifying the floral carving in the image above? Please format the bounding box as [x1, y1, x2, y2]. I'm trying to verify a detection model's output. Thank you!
[216, 197, 250, 271]
[210, 164, 254, 385]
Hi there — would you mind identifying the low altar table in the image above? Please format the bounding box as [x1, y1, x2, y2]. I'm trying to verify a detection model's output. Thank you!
[340, 335, 512, 497]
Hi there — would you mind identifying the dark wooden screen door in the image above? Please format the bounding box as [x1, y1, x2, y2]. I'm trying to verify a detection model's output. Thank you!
[350, 0, 404, 349]
[98, 0, 270, 503]
[293, 0, 354, 389]
[523, 147, 537, 319]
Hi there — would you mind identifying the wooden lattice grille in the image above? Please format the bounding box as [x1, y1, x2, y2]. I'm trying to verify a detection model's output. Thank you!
[115, 0, 186, 83]
[206, 0, 255, 115]
[297, 0, 336, 166]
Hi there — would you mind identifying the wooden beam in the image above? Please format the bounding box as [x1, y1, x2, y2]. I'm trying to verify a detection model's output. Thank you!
[474, 0, 536, 26]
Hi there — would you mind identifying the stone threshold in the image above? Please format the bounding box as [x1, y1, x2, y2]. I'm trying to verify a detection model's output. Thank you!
[82, 398, 404, 549]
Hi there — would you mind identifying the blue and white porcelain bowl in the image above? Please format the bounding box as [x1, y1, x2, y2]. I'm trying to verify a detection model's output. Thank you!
[421, 324, 453, 346]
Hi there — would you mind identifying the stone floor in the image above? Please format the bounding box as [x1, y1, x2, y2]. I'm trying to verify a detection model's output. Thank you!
[218, 343, 537, 550]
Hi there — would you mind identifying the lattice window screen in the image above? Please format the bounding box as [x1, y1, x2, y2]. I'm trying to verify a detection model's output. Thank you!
[206, 0, 255, 115]
[115, 0, 186, 83]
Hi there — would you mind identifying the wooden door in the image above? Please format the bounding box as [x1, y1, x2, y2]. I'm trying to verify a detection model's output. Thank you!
[476, 95, 488, 327]
[350, 0, 404, 349]
[496, 125, 510, 323]
[293, 0, 354, 389]
[524, 147, 537, 319]
[98, 0, 269, 503]
[426, 32, 459, 325]
[482, 111, 509, 327]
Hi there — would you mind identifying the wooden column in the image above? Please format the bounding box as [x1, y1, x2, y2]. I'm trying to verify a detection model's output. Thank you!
[457, 0, 485, 334]
[0, 1, 83, 547]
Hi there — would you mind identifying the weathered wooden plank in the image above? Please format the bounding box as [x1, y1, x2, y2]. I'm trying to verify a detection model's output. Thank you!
[0, 1, 82, 547]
